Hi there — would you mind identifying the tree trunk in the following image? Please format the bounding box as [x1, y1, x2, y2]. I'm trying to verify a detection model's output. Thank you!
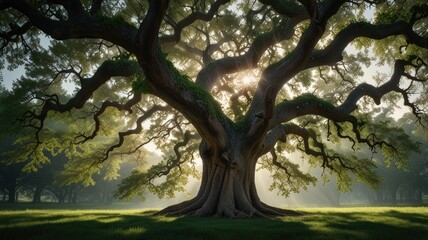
[156, 141, 300, 218]
[389, 186, 398, 204]
[7, 178, 17, 203]
[8, 188, 16, 203]
[32, 184, 43, 203]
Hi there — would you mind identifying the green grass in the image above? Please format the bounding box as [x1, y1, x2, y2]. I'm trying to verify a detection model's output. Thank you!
[0, 206, 427, 240]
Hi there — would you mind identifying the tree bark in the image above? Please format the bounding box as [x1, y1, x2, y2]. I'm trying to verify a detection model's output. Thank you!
[156, 139, 300, 218]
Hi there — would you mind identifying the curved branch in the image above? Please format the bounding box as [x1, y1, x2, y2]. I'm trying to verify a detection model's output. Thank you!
[75, 92, 143, 144]
[160, 0, 231, 47]
[136, 1, 231, 151]
[307, 21, 428, 68]
[0, 21, 32, 51]
[244, 0, 346, 148]
[281, 123, 355, 171]
[98, 104, 170, 162]
[258, 0, 306, 18]
[136, 0, 169, 56]
[273, 58, 418, 127]
[5, 0, 138, 53]
[337, 59, 406, 113]
[115, 130, 198, 200]
[195, 18, 302, 90]
[89, 0, 103, 15]
[22, 59, 142, 144]
[45, 0, 85, 17]
[266, 59, 413, 155]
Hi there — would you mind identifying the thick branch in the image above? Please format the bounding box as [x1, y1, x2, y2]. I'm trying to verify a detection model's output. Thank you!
[308, 21, 428, 68]
[264, 59, 417, 157]
[258, 0, 306, 18]
[337, 59, 406, 113]
[89, 0, 103, 15]
[136, 0, 229, 151]
[244, 0, 346, 147]
[5, 0, 138, 53]
[273, 58, 420, 128]
[195, 18, 302, 90]
[46, 0, 85, 17]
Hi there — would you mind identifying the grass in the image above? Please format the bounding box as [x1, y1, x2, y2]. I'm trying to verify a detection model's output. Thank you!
[0, 205, 427, 240]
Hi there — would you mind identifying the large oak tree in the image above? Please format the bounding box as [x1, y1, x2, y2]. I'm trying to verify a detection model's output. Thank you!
[0, 0, 427, 217]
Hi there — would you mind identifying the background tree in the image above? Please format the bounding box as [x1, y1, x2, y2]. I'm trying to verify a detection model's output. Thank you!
[0, 0, 427, 217]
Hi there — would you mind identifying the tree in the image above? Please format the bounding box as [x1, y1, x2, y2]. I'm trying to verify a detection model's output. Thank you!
[0, 0, 427, 217]
[0, 87, 31, 203]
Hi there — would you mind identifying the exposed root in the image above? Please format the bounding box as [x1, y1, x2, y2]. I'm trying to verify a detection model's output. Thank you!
[154, 156, 302, 218]
[155, 196, 302, 218]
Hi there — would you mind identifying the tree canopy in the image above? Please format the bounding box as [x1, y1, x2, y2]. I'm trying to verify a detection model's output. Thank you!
[0, 0, 427, 217]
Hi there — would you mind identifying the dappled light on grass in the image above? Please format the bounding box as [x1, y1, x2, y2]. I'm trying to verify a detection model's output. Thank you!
[291, 207, 428, 240]
[0, 207, 427, 240]
[152, 216, 179, 223]
[118, 226, 147, 236]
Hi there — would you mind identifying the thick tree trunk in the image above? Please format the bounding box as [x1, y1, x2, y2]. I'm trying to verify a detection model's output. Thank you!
[156, 141, 300, 218]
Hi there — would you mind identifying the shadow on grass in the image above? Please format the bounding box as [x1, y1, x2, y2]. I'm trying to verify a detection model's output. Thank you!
[0, 208, 428, 240]
[300, 210, 428, 240]
[0, 211, 309, 240]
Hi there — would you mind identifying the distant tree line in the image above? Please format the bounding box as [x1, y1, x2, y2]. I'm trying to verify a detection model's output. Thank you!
[0, 152, 123, 204]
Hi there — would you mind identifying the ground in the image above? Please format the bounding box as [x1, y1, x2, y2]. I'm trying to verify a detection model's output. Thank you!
[0, 204, 427, 240]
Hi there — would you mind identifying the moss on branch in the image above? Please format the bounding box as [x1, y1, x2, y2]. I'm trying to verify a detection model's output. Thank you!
[163, 56, 224, 118]
[278, 93, 336, 111]
[94, 12, 136, 29]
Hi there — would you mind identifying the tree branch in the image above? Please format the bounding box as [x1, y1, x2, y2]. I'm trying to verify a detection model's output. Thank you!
[22, 59, 142, 144]
[195, 18, 302, 90]
[97, 104, 170, 163]
[5, 0, 138, 53]
[0, 21, 32, 51]
[75, 92, 144, 144]
[307, 21, 428, 68]
[160, 0, 231, 48]
[257, 0, 306, 18]
[244, 0, 347, 147]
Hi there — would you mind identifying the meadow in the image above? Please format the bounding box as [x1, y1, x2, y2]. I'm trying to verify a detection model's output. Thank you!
[0, 205, 427, 240]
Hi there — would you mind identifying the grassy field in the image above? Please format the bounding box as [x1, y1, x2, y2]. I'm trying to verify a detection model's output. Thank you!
[0, 205, 427, 240]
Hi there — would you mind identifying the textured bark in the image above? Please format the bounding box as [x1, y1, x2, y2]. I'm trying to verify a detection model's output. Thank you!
[156, 137, 301, 218]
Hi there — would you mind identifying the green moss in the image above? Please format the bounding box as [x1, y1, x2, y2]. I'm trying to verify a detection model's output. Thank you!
[132, 77, 151, 94]
[278, 93, 336, 111]
[95, 13, 135, 29]
[233, 114, 250, 131]
[162, 56, 223, 118]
